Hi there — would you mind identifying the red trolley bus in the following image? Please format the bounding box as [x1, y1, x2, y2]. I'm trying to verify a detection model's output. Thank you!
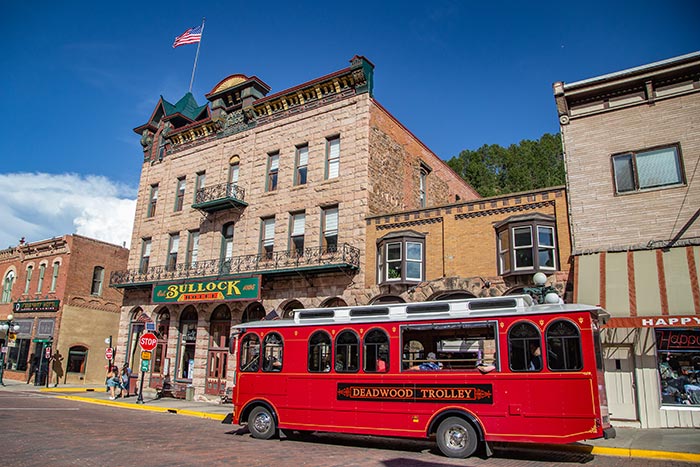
[229, 295, 615, 458]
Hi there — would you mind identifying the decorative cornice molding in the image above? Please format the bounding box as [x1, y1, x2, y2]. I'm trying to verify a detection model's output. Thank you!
[376, 217, 443, 231]
[455, 200, 555, 220]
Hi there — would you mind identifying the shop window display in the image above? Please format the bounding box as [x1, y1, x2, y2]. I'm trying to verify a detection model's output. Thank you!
[656, 329, 700, 405]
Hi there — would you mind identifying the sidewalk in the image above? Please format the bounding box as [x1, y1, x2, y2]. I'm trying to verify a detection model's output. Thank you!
[3, 379, 699, 463]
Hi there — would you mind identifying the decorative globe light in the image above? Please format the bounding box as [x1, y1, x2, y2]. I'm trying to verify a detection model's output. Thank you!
[545, 292, 561, 304]
[7, 314, 13, 321]
[533, 272, 547, 286]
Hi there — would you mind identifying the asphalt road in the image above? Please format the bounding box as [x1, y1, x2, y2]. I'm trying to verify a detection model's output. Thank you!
[0, 389, 694, 467]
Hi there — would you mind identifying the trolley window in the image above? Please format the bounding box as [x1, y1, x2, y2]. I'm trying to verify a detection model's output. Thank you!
[262, 332, 283, 372]
[309, 331, 332, 372]
[509, 322, 542, 372]
[546, 320, 583, 371]
[364, 329, 389, 373]
[335, 330, 359, 372]
[240, 333, 260, 372]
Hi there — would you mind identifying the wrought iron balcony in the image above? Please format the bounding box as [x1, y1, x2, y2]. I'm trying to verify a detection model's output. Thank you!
[192, 182, 247, 213]
[110, 243, 360, 288]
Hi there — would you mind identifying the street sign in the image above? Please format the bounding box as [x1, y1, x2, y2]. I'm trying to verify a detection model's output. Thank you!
[141, 351, 152, 360]
[140, 359, 150, 372]
[45, 346, 52, 359]
[139, 332, 158, 352]
[105, 347, 114, 360]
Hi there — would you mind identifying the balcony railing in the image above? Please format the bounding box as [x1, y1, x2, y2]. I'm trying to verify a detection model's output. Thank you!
[110, 243, 360, 288]
[192, 182, 247, 213]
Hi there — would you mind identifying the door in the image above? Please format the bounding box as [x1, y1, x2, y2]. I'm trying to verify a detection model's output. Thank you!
[206, 306, 231, 395]
[603, 345, 638, 421]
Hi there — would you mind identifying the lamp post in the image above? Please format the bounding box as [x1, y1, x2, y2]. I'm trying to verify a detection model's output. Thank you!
[0, 314, 21, 386]
[524, 272, 561, 305]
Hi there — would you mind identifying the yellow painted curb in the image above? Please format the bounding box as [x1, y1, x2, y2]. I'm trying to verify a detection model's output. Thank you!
[56, 395, 228, 421]
[590, 446, 700, 463]
[40, 387, 103, 393]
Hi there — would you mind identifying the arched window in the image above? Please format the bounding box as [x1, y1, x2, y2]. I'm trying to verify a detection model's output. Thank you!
[153, 309, 170, 376]
[508, 322, 542, 372]
[546, 320, 583, 371]
[210, 305, 231, 348]
[1, 270, 15, 303]
[66, 346, 88, 374]
[281, 300, 303, 319]
[37, 263, 46, 293]
[308, 331, 331, 373]
[262, 332, 283, 372]
[177, 307, 198, 380]
[364, 329, 389, 373]
[334, 330, 359, 372]
[49, 261, 60, 292]
[241, 302, 265, 323]
[240, 333, 260, 372]
[320, 297, 347, 308]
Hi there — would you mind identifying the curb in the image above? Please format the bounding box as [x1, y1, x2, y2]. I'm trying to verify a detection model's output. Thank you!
[56, 395, 228, 422]
[40, 387, 103, 393]
[525, 442, 700, 463]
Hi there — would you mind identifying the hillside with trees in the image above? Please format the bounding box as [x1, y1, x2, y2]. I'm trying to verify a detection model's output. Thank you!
[446, 133, 565, 197]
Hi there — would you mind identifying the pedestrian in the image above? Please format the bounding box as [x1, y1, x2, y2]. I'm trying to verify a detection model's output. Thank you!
[51, 350, 64, 387]
[120, 363, 132, 397]
[106, 366, 120, 400]
[26, 353, 39, 384]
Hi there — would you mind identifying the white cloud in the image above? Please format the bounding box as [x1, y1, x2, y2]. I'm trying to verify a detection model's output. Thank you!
[0, 173, 136, 249]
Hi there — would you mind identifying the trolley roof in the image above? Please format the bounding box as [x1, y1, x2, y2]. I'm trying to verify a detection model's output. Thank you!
[232, 295, 608, 330]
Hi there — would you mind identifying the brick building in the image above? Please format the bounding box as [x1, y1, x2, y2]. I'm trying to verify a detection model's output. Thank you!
[0, 235, 129, 385]
[553, 52, 700, 427]
[364, 186, 571, 303]
[113, 56, 479, 400]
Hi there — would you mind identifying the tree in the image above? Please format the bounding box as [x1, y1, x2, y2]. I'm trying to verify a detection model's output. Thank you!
[447, 133, 564, 197]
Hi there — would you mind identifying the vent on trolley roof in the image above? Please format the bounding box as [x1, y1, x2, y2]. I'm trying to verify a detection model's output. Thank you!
[468, 298, 517, 311]
[406, 303, 451, 314]
[350, 306, 390, 317]
[298, 309, 335, 319]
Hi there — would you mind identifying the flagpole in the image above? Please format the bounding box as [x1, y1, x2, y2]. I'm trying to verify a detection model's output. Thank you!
[188, 17, 205, 93]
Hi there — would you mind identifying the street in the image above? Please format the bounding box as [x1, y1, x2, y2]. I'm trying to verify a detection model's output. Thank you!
[0, 389, 694, 467]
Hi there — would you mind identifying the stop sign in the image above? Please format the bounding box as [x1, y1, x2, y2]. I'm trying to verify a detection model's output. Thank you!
[139, 332, 158, 351]
[105, 347, 113, 360]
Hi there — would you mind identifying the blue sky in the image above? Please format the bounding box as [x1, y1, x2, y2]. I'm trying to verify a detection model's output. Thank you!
[1, 0, 698, 248]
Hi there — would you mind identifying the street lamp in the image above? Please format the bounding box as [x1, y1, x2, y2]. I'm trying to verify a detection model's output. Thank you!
[524, 272, 561, 305]
[0, 314, 21, 386]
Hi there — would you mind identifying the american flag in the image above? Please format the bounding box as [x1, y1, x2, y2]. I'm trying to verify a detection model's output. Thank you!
[172, 25, 202, 48]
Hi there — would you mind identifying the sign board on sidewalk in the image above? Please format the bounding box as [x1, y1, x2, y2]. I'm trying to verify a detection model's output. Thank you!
[45, 346, 52, 359]
[139, 332, 158, 352]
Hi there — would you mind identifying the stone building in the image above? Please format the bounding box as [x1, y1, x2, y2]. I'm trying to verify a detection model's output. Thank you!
[0, 235, 128, 385]
[113, 55, 479, 400]
[364, 186, 572, 303]
[553, 51, 700, 428]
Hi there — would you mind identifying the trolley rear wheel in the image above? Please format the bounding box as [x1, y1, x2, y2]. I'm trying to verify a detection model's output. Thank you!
[436, 416, 478, 458]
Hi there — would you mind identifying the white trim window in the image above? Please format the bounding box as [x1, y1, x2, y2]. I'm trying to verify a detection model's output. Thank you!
[612, 144, 684, 194]
[322, 206, 338, 252]
[261, 217, 275, 259]
[167, 234, 180, 271]
[1, 271, 15, 303]
[174, 177, 186, 212]
[140, 238, 152, 273]
[37, 263, 46, 293]
[267, 152, 279, 192]
[186, 230, 200, 267]
[377, 231, 425, 285]
[495, 214, 558, 276]
[295, 145, 308, 186]
[148, 184, 158, 217]
[290, 212, 305, 256]
[24, 265, 33, 294]
[91, 266, 104, 296]
[326, 136, 340, 179]
[49, 261, 59, 292]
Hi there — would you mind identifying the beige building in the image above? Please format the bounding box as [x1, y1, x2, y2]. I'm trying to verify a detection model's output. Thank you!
[112, 55, 479, 400]
[554, 52, 700, 428]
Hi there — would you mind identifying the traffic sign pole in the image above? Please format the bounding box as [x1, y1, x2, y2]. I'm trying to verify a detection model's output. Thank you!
[136, 332, 158, 405]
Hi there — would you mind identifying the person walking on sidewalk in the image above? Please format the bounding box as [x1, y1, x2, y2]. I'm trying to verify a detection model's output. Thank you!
[51, 350, 64, 387]
[26, 353, 39, 384]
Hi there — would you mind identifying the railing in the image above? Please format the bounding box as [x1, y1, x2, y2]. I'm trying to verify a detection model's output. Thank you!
[194, 182, 246, 205]
[110, 243, 360, 287]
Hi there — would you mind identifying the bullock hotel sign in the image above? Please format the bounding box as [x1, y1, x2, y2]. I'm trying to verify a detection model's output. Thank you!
[337, 383, 493, 404]
[152, 277, 260, 303]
